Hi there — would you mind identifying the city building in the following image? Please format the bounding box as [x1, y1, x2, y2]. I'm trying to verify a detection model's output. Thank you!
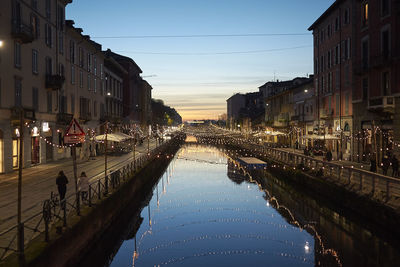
[0, 0, 73, 173]
[351, 0, 400, 163]
[291, 76, 316, 147]
[65, 20, 106, 160]
[226, 93, 246, 131]
[106, 50, 145, 128]
[308, 0, 354, 160]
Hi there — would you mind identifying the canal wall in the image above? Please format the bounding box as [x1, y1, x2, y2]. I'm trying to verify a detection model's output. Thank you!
[226, 142, 400, 239]
[14, 135, 185, 267]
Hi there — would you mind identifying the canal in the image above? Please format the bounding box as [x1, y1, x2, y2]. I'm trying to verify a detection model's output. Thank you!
[80, 144, 400, 266]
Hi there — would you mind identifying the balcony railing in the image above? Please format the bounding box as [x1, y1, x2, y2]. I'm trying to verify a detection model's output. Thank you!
[56, 113, 73, 125]
[46, 75, 65, 90]
[11, 19, 34, 43]
[368, 96, 395, 113]
[79, 112, 92, 122]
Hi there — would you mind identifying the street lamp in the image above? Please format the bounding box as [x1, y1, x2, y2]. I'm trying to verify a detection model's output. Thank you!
[0, 40, 3, 47]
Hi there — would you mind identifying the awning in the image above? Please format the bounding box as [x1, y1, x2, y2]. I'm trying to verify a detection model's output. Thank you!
[94, 133, 131, 142]
[302, 134, 340, 140]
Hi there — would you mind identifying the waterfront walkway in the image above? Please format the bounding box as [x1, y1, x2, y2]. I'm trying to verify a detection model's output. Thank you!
[0, 139, 158, 235]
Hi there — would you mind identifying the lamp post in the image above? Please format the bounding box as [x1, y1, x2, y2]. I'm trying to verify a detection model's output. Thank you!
[17, 108, 24, 264]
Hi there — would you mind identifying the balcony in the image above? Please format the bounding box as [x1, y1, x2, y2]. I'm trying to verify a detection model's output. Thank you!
[57, 113, 73, 125]
[79, 112, 92, 122]
[10, 107, 36, 126]
[368, 96, 395, 114]
[319, 109, 334, 120]
[11, 19, 34, 43]
[46, 75, 65, 90]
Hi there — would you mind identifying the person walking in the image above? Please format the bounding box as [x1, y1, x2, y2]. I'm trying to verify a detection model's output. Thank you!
[78, 171, 90, 202]
[370, 154, 377, 173]
[392, 155, 399, 178]
[56, 171, 68, 207]
[326, 150, 333, 162]
[382, 155, 390, 176]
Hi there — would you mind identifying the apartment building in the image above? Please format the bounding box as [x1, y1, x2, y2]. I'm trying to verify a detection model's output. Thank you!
[291, 76, 316, 147]
[352, 0, 400, 162]
[309, 0, 354, 159]
[226, 93, 246, 131]
[0, 0, 72, 173]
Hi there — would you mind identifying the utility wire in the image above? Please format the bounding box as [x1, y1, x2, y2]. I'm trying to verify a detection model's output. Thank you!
[114, 45, 311, 56]
[91, 33, 310, 39]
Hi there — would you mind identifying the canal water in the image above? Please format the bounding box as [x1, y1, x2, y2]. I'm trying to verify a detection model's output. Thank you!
[82, 144, 400, 267]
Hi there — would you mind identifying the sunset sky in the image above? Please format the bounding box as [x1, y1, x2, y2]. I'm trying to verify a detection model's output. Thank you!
[67, 0, 335, 121]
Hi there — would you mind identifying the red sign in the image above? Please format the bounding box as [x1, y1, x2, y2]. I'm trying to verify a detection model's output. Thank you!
[64, 118, 85, 144]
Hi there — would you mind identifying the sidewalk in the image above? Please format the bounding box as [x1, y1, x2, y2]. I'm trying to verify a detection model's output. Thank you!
[276, 147, 396, 177]
[0, 139, 158, 234]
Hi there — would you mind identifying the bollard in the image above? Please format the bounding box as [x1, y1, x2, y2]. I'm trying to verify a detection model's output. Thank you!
[17, 223, 25, 265]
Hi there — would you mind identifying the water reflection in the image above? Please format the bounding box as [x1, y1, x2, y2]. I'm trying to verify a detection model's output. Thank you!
[81, 145, 400, 267]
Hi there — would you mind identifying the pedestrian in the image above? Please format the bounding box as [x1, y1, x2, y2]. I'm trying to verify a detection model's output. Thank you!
[370, 155, 377, 173]
[78, 171, 89, 202]
[392, 155, 399, 178]
[382, 155, 390, 176]
[56, 171, 68, 207]
[326, 150, 333, 162]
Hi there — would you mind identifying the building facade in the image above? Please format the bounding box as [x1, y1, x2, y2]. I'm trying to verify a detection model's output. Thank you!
[0, 0, 73, 173]
[309, 0, 354, 159]
[226, 93, 246, 131]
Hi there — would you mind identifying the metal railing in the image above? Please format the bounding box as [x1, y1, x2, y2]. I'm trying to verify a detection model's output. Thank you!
[0, 135, 181, 262]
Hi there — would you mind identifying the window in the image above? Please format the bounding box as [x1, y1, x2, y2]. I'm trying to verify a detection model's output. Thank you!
[320, 55, 324, 72]
[45, 57, 52, 75]
[14, 42, 21, 68]
[320, 29, 324, 43]
[57, 5, 64, 30]
[381, 0, 390, 17]
[328, 72, 332, 92]
[69, 40, 75, 63]
[315, 59, 318, 74]
[31, 0, 38, 10]
[79, 71, 83, 88]
[336, 69, 340, 90]
[94, 78, 97, 93]
[79, 47, 84, 68]
[45, 24, 52, 47]
[59, 34, 64, 54]
[58, 63, 65, 78]
[381, 27, 390, 59]
[14, 77, 22, 107]
[94, 56, 97, 75]
[327, 25, 331, 37]
[32, 49, 38, 74]
[47, 91, 52, 113]
[87, 53, 91, 72]
[362, 2, 369, 28]
[30, 14, 40, 39]
[71, 66, 75, 84]
[59, 95, 67, 113]
[88, 74, 91, 90]
[335, 17, 340, 32]
[362, 78, 368, 100]
[344, 8, 350, 25]
[100, 64, 103, 79]
[32, 87, 38, 111]
[335, 44, 340, 65]
[345, 92, 349, 115]
[382, 72, 390, 96]
[45, 0, 51, 19]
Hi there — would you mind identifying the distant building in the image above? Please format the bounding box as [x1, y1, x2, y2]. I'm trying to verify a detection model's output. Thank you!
[226, 93, 246, 130]
[291, 76, 315, 147]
